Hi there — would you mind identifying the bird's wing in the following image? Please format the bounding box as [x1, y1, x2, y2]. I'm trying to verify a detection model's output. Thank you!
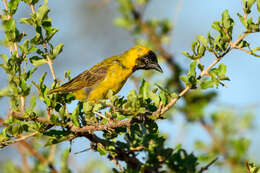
[48, 63, 110, 94]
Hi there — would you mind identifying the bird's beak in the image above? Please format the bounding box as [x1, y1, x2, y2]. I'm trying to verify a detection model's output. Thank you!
[152, 63, 163, 73]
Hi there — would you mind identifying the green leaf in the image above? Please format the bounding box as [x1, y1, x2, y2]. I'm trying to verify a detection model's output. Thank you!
[97, 143, 108, 155]
[248, 0, 256, 10]
[198, 64, 204, 72]
[30, 56, 47, 66]
[252, 46, 260, 52]
[40, 72, 47, 87]
[45, 28, 59, 42]
[187, 61, 197, 88]
[188, 61, 197, 77]
[20, 17, 34, 26]
[21, 0, 40, 5]
[182, 51, 193, 59]
[30, 28, 42, 45]
[0, 88, 11, 97]
[136, 0, 149, 5]
[257, 0, 260, 12]
[218, 63, 227, 77]
[238, 40, 249, 48]
[3, 18, 16, 32]
[72, 106, 80, 127]
[148, 91, 160, 107]
[192, 40, 200, 55]
[248, 161, 260, 173]
[52, 43, 64, 60]
[61, 149, 71, 173]
[83, 102, 93, 113]
[0, 54, 8, 63]
[201, 80, 215, 89]
[8, 0, 20, 16]
[30, 95, 37, 110]
[114, 17, 132, 29]
[237, 13, 247, 27]
[19, 39, 36, 54]
[36, 4, 49, 24]
[197, 35, 208, 47]
[44, 132, 71, 146]
[222, 10, 233, 29]
[19, 78, 31, 96]
[212, 21, 222, 32]
[139, 79, 149, 100]
[93, 103, 103, 112]
[180, 75, 188, 84]
[197, 45, 206, 57]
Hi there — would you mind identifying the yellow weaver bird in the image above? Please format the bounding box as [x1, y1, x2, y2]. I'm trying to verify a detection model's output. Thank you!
[48, 46, 163, 102]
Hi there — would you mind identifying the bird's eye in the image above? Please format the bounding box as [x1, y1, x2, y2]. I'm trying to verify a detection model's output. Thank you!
[144, 58, 149, 64]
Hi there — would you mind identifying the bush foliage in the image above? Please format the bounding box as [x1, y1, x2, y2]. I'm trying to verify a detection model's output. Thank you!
[0, 0, 260, 172]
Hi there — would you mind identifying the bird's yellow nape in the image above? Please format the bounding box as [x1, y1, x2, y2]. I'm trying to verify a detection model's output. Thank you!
[121, 45, 152, 68]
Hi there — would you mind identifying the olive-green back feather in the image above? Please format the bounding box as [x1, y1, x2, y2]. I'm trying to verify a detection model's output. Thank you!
[48, 57, 118, 95]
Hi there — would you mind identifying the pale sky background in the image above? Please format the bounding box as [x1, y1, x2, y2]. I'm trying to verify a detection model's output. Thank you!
[0, 0, 259, 172]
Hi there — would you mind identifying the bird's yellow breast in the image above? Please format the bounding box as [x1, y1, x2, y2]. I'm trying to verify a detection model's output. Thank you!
[73, 63, 132, 102]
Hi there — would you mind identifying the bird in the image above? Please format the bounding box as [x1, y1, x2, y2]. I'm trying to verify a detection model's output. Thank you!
[48, 46, 163, 102]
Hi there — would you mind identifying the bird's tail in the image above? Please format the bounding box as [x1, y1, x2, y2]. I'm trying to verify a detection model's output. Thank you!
[48, 87, 64, 95]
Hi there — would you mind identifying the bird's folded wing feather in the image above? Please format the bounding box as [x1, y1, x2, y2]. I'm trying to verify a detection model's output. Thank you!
[48, 63, 109, 94]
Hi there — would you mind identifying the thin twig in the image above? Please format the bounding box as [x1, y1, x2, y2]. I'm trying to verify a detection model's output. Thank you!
[158, 86, 190, 115]
[234, 45, 251, 54]
[200, 120, 227, 155]
[199, 157, 218, 172]
[48, 145, 56, 163]
[30, 4, 35, 13]
[21, 96, 25, 114]
[231, 32, 249, 48]
[29, 4, 57, 81]
[10, 132, 38, 144]
[159, 26, 252, 116]
[3, 0, 26, 115]
[43, 42, 57, 81]
[20, 141, 58, 173]
[3, 0, 8, 11]
[83, 133, 156, 173]
[74, 148, 92, 154]
[94, 111, 108, 120]
[16, 143, 30, 173]
[245, 160, 251, 173]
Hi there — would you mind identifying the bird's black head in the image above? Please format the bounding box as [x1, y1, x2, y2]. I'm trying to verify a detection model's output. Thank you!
[134, 50, 163, 73]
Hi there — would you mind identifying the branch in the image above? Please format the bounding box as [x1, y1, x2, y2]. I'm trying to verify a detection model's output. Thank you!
[20, 140, 58, 173]
[10, 111, 149, 134]
[70, 119, 131, 133]
[0, 131, 39, 148]
[16, 143, 31, 173]
[12, 112, 53, 124]
[157, 30, 252, 116]
[29, 4, 57, 81]
[2, 0, 26, 114]
[82, 133, 157, 173]
[44, 42, 57, 81]
[200, 120, 227, 155]
[1, 111, 150, 148]
[199, 157, 218, 173]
